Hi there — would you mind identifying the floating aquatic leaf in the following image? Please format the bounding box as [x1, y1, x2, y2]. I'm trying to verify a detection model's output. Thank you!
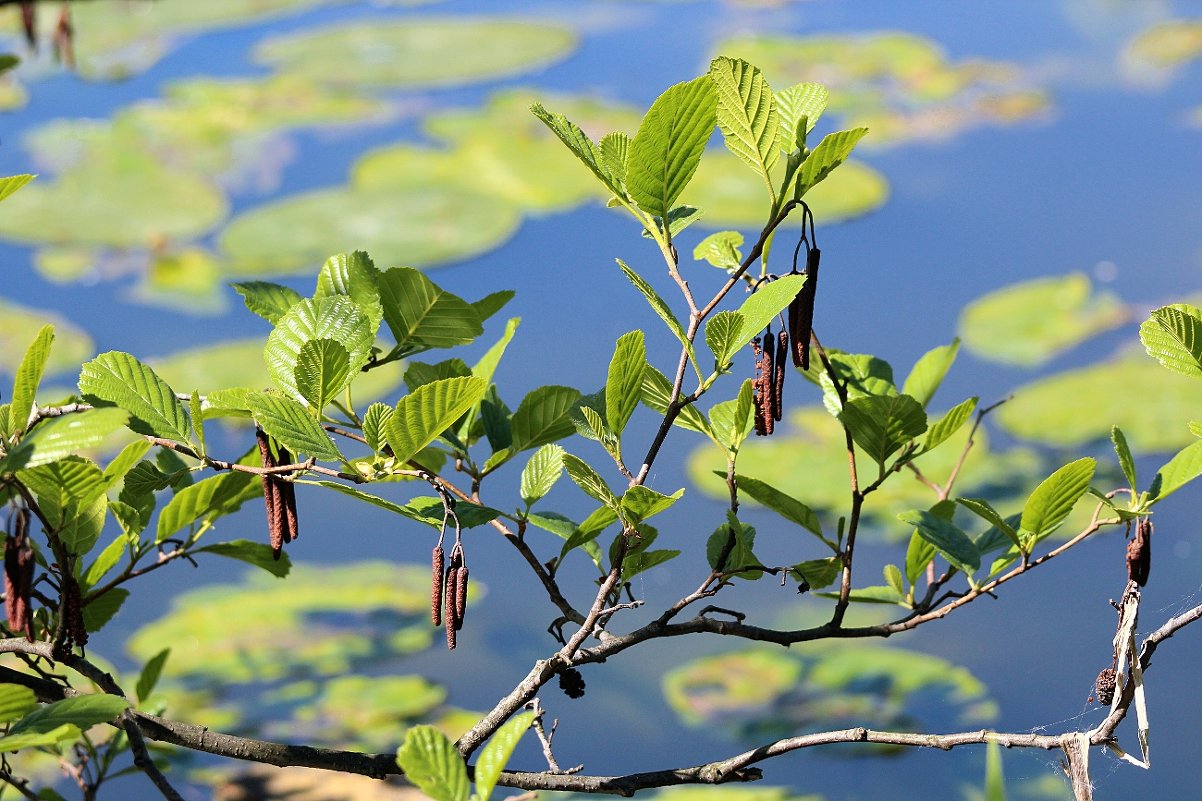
[255, 18, 576, 88]
[283, 674, 447, 751]
[1123, 20, 1202, 76]
[0, 298, 93, 378]
[958, 274, 1127, 366]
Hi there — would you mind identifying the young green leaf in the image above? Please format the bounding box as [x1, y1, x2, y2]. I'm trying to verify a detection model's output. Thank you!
[1112, 425, 1137, 492]
[624, 548, 680, 578]
[957, 498, 1021, 550]
[379, 267, 483, 354]
[82, 533, 128, 589]
[0, 174, 35, 204]
[793, 556, 839, 589]
[795, 127, 869, 198]
[0, 408, 128, 474]
[734, 474, 823, 539]
[362, 402, 393, 453]
[1148, 439, 1202, 504]
[472, 317, 520, 388]
[0, 686, 37, 725]
[79, 351, 191, 442]
[1019, 457, 1096, 541]
[247, 392, 343, 462]
[386, 376, 487, 464]
[705, 310, 746, 369]
[706, 513, 759, 578]
[156, 471, 258, 543]
[264, 296, 374, 402]
[641, 365, 712, 436]
[627, 75, 718, 220]
[897, 509, 980, 575]
[196, 540, 293, 578]
[606, 331, 646, 438]
[510, 385, 582, 451]
[904, 528, 937, 586]
[314, 250, 383, 334]
[396, 725, 470, 801]
[520, 444, 566, 507]
[617, 260, 698, 374]
[839, 394, 927, 468]
[775, 82, 828, 150]
[563, 453, 619, 511]
[135, 649, 171, 704]
[620, 485, 684, 524]
[10, 324, 54, 436]
[902, 339, 960, 409]
[471, 290, 516, 324]
[1139, 304, 1202, 379]
[293, 338, 352, 411]
[733, 273, 806, 353]
[693, 231, 744, 270]
[984, 740, 1007, 801]
[188, 390, 206, 456]
[474, 712, 536, 801]
[923, 396, 978, 453]
[0, 724, 80, 753]
[9, 695, 129, 736]
[598, 132, 630, 193]
[708, 380, 754, 451]
[883, 563, 905, 597]
[231, 281, 303, 324]
[530, 103, 624, 198]
[709, 56, 779, 197]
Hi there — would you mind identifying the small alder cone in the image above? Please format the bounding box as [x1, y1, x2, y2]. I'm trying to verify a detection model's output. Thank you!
[4, 509, 34, 640]
[1095, 666, 1117, 705]
[1127, 517, 1152, 587]
[430, 546, 445, 626]
[559, 667, 586, 699]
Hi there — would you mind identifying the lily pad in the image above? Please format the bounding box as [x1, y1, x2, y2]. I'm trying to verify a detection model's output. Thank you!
[662, 644, 994, 741]
[1124, 20, 1202, 73]
[958, 273, 1128, 366]
[219, 185, 521, 275]
[254, 18, 576, 88]
[714, 32, 1050, 148]
[277, 674, 447, 750]
[997, 346, 1202, 455]
[0, 297, 94, 378]
[682, 151, 889, 229]
[687, 406, 1041, 534]
[127, 562, 442, 685]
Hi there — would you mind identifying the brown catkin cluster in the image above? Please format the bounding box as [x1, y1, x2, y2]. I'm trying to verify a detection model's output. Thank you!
[4, 509, 34, 640]
[1127, 517, 1152, 587]
[788, 247, 820, 370]
[440, 545, 468, 649]
[752, 334, 775, 436]
[559, 667, 586, 699]
[1095, 667, 1117, 705]
[257, 429, 299, 560]
[431, 546, 445, 626]
[61, 575, 87, 650]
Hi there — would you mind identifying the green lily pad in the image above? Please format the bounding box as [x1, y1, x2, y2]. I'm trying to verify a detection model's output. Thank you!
[0, 70, 24, 110]
[1124, 20, 1202, 73]
[277, 674, 447, 750]
[127, 562, 442, 685]
[662, 644, 994, 741]
[682, 151, 889, 229]
[687, 406, 1041, 534]
[997, 346, 1202, 455]
[714, 32, 1050, 148]
[254, 18, 576, 88]
[219, 185, 521, 275]
[958, 273, 1128, 366]
[0, 297, 94, 378]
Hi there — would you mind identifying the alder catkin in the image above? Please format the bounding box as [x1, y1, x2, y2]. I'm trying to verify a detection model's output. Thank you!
[444, 558, 460, 650]
[774, 329, 787, 422]
[4, 510, 33, 640]
[791, 248, 820, 370]
[431, 546, 445, 626]
[453, 566, 469, 631]
[752, 334, 775, 435]
[257, 429, 286, 559]
[1127, 517, 1152, 587]
[751, 337, 768, 436]
[277, 447, 298, 544]
[1095, 667, 1117, 705]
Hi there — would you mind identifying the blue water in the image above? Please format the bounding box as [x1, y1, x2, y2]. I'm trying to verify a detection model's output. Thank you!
[4, 1, 1202, 799]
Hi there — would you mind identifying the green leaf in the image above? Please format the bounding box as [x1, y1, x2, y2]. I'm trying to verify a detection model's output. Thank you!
[135, 649, 170, 703]
[627, 75, 718, 220]
[474, 712, 535, 801]
[884, 564, 905, 597]
[78, 351, 190, 441]
[83, 588, 128, 633]
[10, 695, 129, 736]
[708, 56, 779, 194]
[1140, 304, 1202, 379]
[902, 339, 960, 409]
[923, 397, 978, 452]
[617, 260, 697, 373]
[510, 385, 582, 451]
[606, 331, 646, 438]
[563, 453, 619, 511]
[11, 325, 54, 436]
[231, 281, 303, 324]
[0, 408, 129, 473]
[396, 725, 470, 801]
[20, 457, 108, 554]
[624, 548, 680, 578]
[530, 103, 624, 198]
[362, 403, 394, 453]
[0, 724, 79, 753]
[82, 533, 128, 589]
[156, 471, 258, 544]
[196, 540, 292, 578]
[472, 317, 520, 388]
[820, 585, 906, 605]
[471, 290, 516, 324]
[732, 273, 807, 353]
[897, 510, 980, 575]
[598, 132, 630, 192]
[405, 359, 471, 392]
[386, 377, 488, 464]
[1112, 426, 1138, 492]
[293, 338, 352, 411]
[905, 527, 937, 586]
[775, 82, 828, 150]
[264, 296, 374, 403]
[956, 498, 1021, 550]
[379, 267, 484, 354]
[795, 128, 869, 197]
[0, 686, 36, 724]
[708, 380, 755, 451]
[641, 366, 711, 436]
[314, 250, 383, 335]
[735, 474, 823, 538]
[1148, 439, 1202, 503]
[985, 740, 1007, 801]
[620, 485, 684, 525]
[792, 556, 839, 589]
[705, 311, 746, 368]
[189, 391, 206, 455]
[247, 392, 343, 462]
[1019, 458, 1096, 541]
[693, 231, 743, 270]
[0, 174, 35, 204]
[520, 444, 565, 507]
[706, 513, 759, 578]
[839, 394, 927, 468]
[644, 205, 703, 239]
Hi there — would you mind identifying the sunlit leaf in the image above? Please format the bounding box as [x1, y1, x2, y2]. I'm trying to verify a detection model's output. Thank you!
[734, 474, 822, 538]
[264, 296, 374, 403]
[294, 338, 352, 412]
[79, 351, 190, 441]
[395, 725, 469, 801]
[641, 365, 712, 437]
[901, 339, 959, 409]
[386, 377, 488, 464]
[775, 82, 828, 149]
[1148, 439, 1202, 504]
[520, 444, 565, 507]
[315, 250, 383, 336]
[509, 385, 582, 452]
[563, 453, 619, 511]
[1019, 458, 1096, 542]
[10, 325, 54, 436]
[0, 408, 129, 473]
[232, 281, 303, 325]
[156, 470, 258, 543]
[838, 394, 927, 468]
[474, 712, 535, 801]
[379, 267, 484, 355]
[606, 331, 646, 438]
[1140, 304, 1202, 379]
[897, 509, 979, 574]
[627, 76, 718, 219]
[247, 392, 342, 462]
[196, 540, 292, 578]
[709, 57, 779, 194]
[795, 128, 869, 197]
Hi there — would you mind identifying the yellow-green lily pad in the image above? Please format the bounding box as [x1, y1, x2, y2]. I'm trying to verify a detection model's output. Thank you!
[958, 273, 1128, 367]
[997, 346, 1202, 455]
[254, 18, 576, 88]
[1124, 20, 1202, 73]
[682, 150, 889, 229]
[0, 297, 94, 378]
[662, 644, 994, 741]
[278, 674, 447, 750]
